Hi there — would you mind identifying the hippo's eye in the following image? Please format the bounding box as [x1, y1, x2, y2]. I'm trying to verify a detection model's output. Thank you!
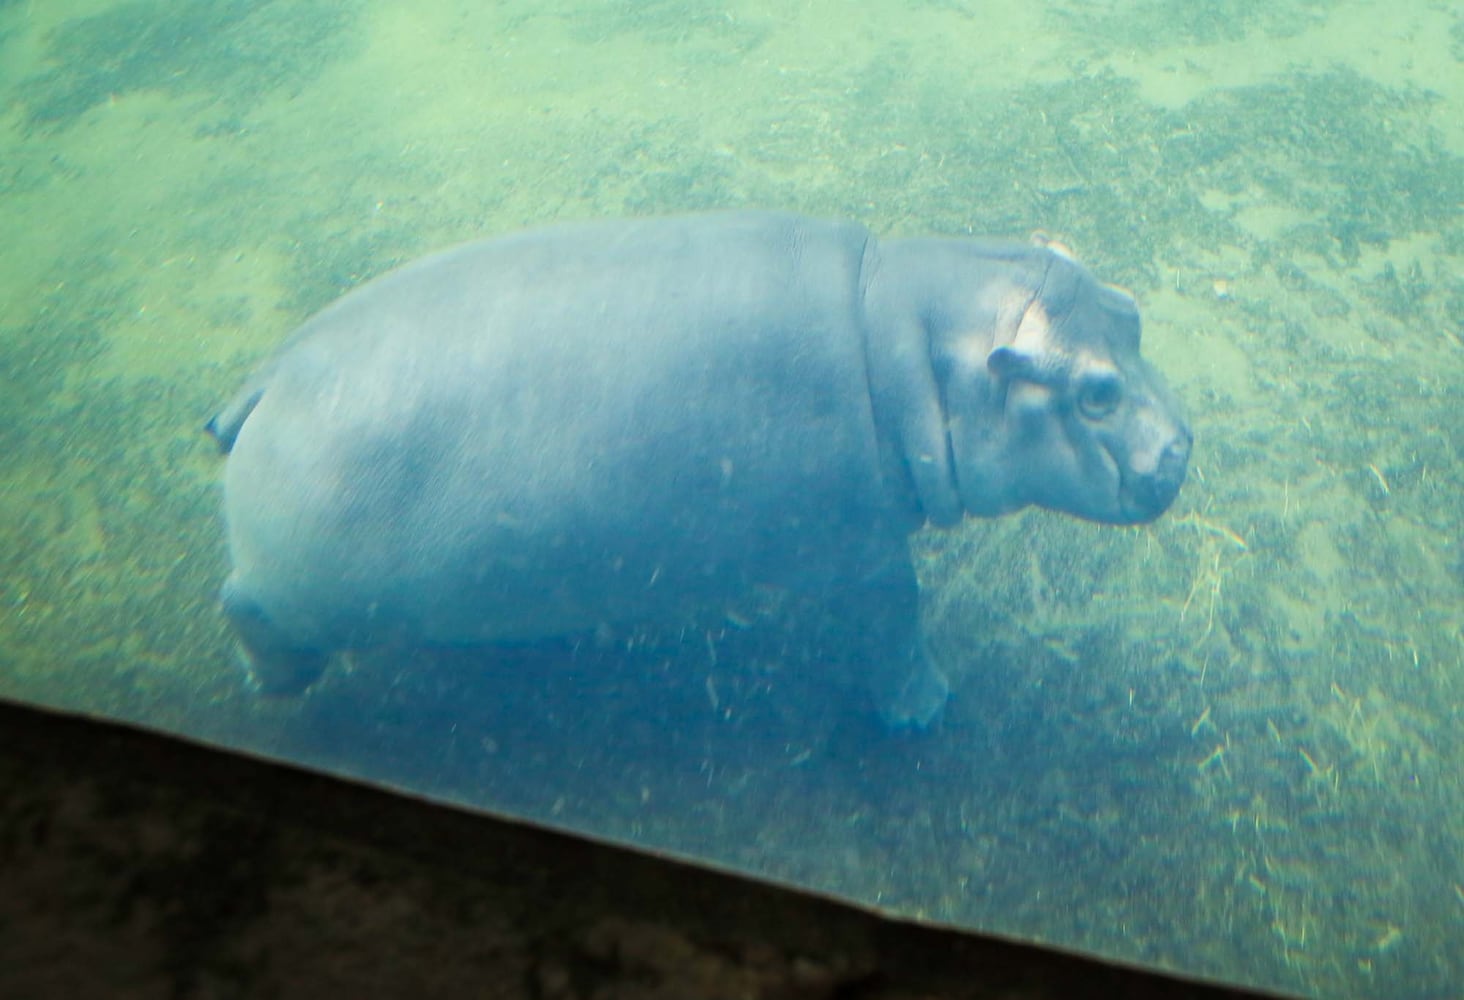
[1076, 371, 1123, 419]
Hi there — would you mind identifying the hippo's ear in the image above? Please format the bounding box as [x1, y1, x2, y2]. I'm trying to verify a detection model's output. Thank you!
[1029, 230, 1076, 260]
[988, 345, 1063, 386]
[1099, 284, 1142, 351]
[988, 345, 1032, 380]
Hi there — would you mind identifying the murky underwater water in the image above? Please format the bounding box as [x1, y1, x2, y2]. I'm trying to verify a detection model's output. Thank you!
[1, 0, 1461, 996]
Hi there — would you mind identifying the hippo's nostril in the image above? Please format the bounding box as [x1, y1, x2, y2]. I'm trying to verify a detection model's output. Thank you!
[1153, 436, 1190, 502]
[1169, 432, 1193, 474]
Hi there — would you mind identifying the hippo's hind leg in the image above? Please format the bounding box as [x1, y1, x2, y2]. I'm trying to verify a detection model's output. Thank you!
[221, 577, 328, 694]
[879, 632, 951, 730]
[833, 546, 950, 729]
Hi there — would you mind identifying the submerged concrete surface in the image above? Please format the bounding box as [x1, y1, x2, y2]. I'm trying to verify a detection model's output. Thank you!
[0, 699, 1280, 1000]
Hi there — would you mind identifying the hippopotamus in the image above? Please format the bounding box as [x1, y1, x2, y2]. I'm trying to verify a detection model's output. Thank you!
[206, 211, 1190, 727]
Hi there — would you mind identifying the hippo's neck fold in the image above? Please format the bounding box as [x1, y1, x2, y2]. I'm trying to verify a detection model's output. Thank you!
[858, 236, 1047, 528]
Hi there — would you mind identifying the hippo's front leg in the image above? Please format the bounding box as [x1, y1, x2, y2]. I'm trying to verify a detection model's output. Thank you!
[830, 544, 950, 728]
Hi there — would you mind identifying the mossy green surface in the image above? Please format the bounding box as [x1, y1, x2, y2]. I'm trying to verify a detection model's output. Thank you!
[17, 0, 361, 128]
[1, 1, 1460, 996]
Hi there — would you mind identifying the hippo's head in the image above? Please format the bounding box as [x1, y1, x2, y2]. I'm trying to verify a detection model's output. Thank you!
[934, 243, 1191, 526]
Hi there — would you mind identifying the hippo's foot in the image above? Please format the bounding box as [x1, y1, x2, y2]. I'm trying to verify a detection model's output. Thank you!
[873, 641, 950, 730]
[221, 579, 328, 695]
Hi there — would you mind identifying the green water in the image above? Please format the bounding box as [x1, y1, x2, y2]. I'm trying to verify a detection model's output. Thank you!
[1, 0, 1461, 996]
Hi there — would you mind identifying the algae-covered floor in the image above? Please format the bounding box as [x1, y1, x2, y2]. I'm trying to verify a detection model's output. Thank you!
[1, 0, 1461, 996]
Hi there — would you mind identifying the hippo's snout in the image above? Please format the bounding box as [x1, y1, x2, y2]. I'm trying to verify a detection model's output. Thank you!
[1126, 428, 1191, 522]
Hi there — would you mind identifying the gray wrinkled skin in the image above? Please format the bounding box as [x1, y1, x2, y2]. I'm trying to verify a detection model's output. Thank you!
[208, 212, 1191, 727]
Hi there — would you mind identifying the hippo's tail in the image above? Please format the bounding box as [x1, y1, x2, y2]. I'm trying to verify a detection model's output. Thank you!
[204, 384, 265, 454]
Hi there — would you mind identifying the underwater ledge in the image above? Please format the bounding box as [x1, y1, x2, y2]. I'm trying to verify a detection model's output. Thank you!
[0, 697, 1287, 1000]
